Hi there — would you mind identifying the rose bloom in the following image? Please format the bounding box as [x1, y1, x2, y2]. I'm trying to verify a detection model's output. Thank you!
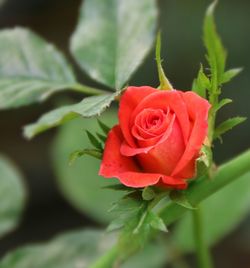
[99, 86, 210, 189]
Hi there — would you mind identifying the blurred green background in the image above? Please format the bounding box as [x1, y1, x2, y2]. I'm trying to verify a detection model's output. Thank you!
[0, 0, 249, 267]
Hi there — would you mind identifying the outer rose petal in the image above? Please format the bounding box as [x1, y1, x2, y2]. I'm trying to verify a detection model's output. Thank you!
[99, 125, 186, 188]
[119, 86, 157, 147]
[172, 91, 211, 177]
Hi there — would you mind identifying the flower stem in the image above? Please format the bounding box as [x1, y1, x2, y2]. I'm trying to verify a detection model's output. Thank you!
[90, 246, 119, 268]
[192, 207, 213, 268]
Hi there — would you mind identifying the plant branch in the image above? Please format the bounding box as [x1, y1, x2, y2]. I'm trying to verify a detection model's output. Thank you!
[192, 207, 213, 268]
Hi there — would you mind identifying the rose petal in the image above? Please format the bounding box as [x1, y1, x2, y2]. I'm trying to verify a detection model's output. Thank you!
[131, 90, 190, 145]
[99, 125, 162, 188]
[120, 114, 176, 156]
[171, 91, 211, 178]
[161, 176, 187, 189]
[136, 118, 185, 175]
[119, 86, 157, 147]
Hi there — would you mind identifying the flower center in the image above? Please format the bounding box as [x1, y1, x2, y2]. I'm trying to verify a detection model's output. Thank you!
[132, 108, 171, 141]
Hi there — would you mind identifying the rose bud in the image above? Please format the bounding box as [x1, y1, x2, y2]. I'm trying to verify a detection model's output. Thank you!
[99, 86, 211, 189]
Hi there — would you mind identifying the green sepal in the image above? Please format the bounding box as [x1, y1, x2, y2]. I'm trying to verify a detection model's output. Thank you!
[86, 130, 103, 150]
[108, 192, 142, 213]
[195, 145, 213, 178]
[155, 32, 173, 90]
[96, 132, 107, 143]
[103, 184, 136, 192]
[97, 119, 111, 135]
[148, 212, 168, 233]
[169, 190, 196, 210]
[214, 117, 246, 141]
[69, 149, 102, 165]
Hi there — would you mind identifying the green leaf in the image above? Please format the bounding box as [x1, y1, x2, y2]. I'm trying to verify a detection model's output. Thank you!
[0, 228, 167, 268]
[69, 149, 102, 165]
[97, 119, 111, 135]
[70, 0, 157, 89]
[204, 0, 226, 87]
[173, 172, 250, 252]
[51, 111, 123, 223]
[192, 65, 210, 98]
[221, 68, 243, 84]
[0, 28, 78, 109]
[214, 117, 246, 140]
[23, 93, 118, 139]
[0, 229, 116, 268]
[169, 190, 196, 210]
[155, 32, 173, 90]
[86, 131, 103, 150]
[214, 98, 232, 112]
[0, 155, 26, 238]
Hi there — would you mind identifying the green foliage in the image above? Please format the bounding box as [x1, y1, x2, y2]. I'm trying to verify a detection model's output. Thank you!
[214, 98, 232, 112]
[97, 119, 111, 135]
[52, 112, 123, 223]
[107, 192, 143, 232]
[192, 65, 210, 98]
[142, 187, 156, 201]
[0, 228, 167, 268]
[0, 229, 116, 268]
[70, 0, 157, 89]
[96, 132, 107, 143]
[202, 1, 245, 143]
[0, 28, 77, 109]
[148, 212, 168, 233]
[0, 155, 26, 238]
[204, 0, 226, 90]
[118, 204, 167, 260]
[169, 190, 196, 210]
[173, 172, 250, 252]
[86, 131, 103, 151]
[24, 93, 118, 139]
[195, 145, 213, 178]
[214, 117, 246, 141]
[155, 32, 173, 90]
[221, 68, 243, 84]
[69, 149, 102, 166]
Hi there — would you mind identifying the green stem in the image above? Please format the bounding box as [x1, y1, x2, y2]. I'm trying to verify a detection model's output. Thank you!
[90, 246, 119, 268]
[71, 83, 105, 95]
[91, 150, 250, 267]
[192, 207, 213, 268]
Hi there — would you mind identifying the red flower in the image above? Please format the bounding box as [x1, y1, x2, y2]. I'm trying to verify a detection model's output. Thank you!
[99, 86, 211, 189]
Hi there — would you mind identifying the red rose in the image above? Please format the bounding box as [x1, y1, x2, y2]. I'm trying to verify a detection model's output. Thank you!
[99, 86, 210, 189]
